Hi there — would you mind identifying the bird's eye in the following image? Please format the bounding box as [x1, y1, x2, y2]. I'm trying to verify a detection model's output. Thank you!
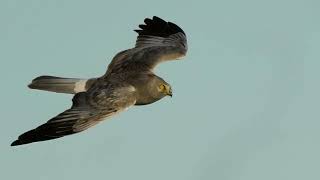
[159, 84, 166, 90]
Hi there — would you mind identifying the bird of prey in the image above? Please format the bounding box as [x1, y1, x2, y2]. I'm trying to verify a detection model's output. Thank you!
[11, 16, 187, 146]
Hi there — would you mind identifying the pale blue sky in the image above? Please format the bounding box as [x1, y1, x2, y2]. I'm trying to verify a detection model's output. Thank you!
[1, 0, 320, 179]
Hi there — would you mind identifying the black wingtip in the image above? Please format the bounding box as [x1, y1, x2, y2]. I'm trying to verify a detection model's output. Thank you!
[28, 82, 35, 89]
[134, 16, 185, 37]
[11, 140, 22, 146]
[11, 129, 44, 146]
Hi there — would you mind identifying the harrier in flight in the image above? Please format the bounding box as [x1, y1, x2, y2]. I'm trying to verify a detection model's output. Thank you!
[11, 16, 187, 146]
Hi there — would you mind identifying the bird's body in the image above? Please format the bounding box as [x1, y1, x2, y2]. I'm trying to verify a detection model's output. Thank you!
[12, 16, 187, 146]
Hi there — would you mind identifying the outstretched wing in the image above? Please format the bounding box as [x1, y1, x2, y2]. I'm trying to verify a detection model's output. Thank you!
[135, 16, 187, 70]
[11, 84, 136, 146]
[105, 16, 187, 75]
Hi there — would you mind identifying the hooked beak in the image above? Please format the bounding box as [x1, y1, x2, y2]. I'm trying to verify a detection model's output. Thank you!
[167, 89, 173, 97]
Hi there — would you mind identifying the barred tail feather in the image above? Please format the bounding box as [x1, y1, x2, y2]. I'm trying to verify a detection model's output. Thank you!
[28, 76, 95, 94]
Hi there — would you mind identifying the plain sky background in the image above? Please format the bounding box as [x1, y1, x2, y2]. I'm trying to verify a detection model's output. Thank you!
[1, 0, 319, 179]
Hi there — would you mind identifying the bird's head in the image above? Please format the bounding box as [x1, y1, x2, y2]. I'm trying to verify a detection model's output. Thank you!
[157, 83, 172, 97]
[132, 74, 173, 105]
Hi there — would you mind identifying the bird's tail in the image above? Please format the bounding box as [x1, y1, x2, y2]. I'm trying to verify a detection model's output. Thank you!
[28, 76, 96, 94]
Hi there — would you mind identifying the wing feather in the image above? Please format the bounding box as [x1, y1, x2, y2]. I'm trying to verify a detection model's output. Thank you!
[105, 16, 187, 75]
[134, 16, 187, 48]
[11, 84, 136, 146]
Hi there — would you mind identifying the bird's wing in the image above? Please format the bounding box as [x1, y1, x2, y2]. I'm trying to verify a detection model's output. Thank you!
[11, 84, 136, 146]
[105, 16, 187, 75]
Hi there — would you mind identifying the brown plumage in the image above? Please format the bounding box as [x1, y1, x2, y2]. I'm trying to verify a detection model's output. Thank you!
[11, 16, 187, 146]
